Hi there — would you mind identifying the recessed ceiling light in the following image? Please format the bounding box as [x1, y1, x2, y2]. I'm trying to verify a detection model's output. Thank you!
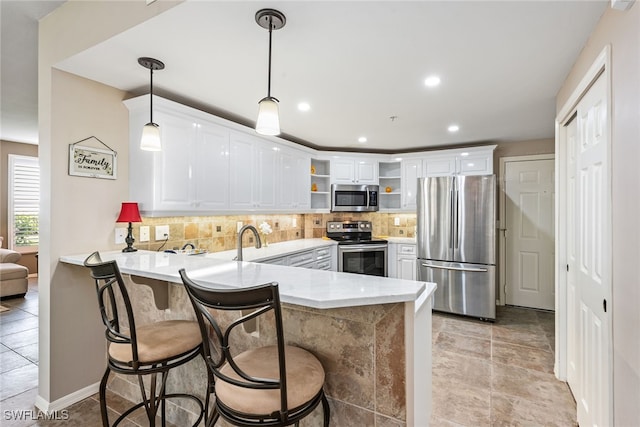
[424, 75, 441, 87]
[297, 102, 311, 112]
[448, 125, 460, 133]
[358, 136, 367, 143]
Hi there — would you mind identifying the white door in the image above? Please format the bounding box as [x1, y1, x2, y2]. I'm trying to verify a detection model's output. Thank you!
[504, 159, 555, 310]
[566, 116, 579, 393]
[570, 73, 611, 427]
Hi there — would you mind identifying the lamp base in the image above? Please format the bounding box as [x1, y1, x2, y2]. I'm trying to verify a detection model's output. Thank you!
[122, 222, 138, 253]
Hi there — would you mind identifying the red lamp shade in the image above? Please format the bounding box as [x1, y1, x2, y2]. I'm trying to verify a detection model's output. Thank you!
[116, 202, 142, 223]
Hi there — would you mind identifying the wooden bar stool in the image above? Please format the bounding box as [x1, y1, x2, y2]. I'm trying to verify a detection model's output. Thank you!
[84, 252, 205, 427]
[179, 268, 330, 427]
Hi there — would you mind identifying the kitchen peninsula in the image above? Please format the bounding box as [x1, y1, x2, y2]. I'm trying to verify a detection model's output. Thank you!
[60, 250, 435, 426]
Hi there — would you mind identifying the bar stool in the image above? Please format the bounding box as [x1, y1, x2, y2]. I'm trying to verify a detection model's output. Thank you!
[83, 252, 205, 427]
[179, 268, 330, 427]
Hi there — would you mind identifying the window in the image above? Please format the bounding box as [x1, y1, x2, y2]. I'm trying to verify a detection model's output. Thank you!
[8, 155, 39, 252]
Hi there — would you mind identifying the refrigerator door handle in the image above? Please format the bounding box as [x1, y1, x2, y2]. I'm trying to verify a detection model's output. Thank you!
[453, 189, 459, 249]
[420, 263, 489, 273]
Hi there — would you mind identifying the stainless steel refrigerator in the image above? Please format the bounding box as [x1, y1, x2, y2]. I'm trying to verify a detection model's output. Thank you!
[417, 175, 496, 320]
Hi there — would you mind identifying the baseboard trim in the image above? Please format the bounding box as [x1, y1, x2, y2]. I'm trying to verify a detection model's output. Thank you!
[35, 382, 100, 413]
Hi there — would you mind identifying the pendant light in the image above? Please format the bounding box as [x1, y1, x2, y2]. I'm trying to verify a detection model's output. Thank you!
[138, 57, 165, 151]
[255, 9, 286, 136]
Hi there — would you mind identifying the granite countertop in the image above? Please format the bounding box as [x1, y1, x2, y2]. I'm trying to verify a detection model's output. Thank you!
[60, 249, 433, 310]
[205, 238, 336, 262]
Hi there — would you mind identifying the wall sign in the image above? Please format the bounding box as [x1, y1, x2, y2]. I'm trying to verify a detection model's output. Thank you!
[69, 136, 117, 180]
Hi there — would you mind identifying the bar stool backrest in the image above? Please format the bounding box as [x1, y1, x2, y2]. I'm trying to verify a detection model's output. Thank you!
[178, 269, 290, 419]
[84, 251, 141, 369]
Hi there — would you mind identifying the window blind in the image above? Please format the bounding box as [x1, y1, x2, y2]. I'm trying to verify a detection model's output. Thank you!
[8, 155, 39, 250]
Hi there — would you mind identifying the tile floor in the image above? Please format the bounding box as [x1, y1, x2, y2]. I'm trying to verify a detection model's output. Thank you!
[431, 307, 577, 426]
[1, 280, 576, 426]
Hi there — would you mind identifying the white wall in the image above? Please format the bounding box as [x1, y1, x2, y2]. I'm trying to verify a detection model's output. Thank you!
[556, 3, 640, 425]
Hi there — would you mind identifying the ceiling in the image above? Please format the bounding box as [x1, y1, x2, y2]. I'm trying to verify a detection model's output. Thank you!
[1, 0, 66, 144]
[3, 1, 608, 152]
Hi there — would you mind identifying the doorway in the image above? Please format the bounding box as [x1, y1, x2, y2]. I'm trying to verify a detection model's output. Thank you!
[500, 155, 555, 310]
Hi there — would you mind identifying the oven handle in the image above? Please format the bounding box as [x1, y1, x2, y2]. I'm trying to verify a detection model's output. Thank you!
[421, 263, 488, 273]
[339, 244, 388, 251]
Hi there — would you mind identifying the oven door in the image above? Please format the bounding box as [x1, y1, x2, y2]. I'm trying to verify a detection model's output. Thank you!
[338, 244, 387, 277]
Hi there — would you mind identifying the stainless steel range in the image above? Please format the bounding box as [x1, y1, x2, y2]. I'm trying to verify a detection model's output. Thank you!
[326, 220, 388, 277]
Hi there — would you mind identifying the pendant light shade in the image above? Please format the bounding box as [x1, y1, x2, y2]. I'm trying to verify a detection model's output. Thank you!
[255, 9, 286, 136]
[256, 96, 280, 136]
[140, 123, 161, 151]
[138, 57, 165, 151]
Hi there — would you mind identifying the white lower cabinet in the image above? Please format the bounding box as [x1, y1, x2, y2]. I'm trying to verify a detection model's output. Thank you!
[260, 246, 335, 271]
[389, 242, 417, 280]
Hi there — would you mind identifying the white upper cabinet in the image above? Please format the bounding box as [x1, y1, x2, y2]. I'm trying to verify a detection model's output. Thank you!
[279, 147, 311, 210]
[456, 152, 493, 175]
[401, 158, 423, 211]
[423, 154, 457, 177]
[193, 123, 230, 210]
[126, 95, 495, 215]
[127, 105, 230, 214]
[423, 146, 495, 177]
[229, 132, 278, 210]
[331, 158, 378, 184]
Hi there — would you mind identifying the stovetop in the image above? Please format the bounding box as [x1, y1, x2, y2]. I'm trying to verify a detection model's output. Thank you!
[325, 220, 387, 245]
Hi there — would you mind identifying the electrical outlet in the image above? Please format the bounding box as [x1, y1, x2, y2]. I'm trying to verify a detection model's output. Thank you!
[139, 226, 150, 242]
[155, 225, 170, 241]
[394, 217, 401, 226]
[115, 228, 127, 244]
[292, 218, 297, 227]
[236, 221, 243, 233]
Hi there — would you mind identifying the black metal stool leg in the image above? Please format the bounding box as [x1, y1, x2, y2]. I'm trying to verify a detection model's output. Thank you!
[99, 367, 111, 427]
[322, 393, 330, 427]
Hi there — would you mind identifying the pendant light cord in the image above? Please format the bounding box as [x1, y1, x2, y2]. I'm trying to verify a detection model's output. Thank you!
[267, 15, 273, 98]
[149, 67, 154, 123]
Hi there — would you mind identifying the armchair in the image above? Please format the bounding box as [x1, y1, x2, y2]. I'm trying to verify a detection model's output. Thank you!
[0, 249, 29, 298]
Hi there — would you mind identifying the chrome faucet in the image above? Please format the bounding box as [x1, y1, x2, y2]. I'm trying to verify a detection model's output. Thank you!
[236, 225, 262, 261]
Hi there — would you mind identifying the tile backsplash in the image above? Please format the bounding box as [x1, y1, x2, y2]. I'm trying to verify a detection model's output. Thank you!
[129, 212, 417, 253]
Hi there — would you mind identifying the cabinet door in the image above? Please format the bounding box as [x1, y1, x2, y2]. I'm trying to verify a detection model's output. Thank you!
[424, 155, 456, 177]
[229, 133, 256, 209]
[355, 160, 378, 184]
[279, 148, 310, 209]
[397, 257, 417, 281]
[254, 144, 278, 209]
[294, 154, 311, 208]
[457, 153, 493, 175]
[401, 158, 422, 210]
[156, 113, 194, 211]
[194, 123, 230, 210]
[331, 159, 356, 184]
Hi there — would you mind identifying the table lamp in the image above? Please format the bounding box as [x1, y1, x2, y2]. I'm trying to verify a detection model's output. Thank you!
[116, 202, 142, 252]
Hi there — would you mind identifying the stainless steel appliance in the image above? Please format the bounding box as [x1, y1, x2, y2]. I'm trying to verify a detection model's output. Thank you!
[417, 175, 496, 320]
[331, 184, 379, 212]
[327, 220, 387, 277]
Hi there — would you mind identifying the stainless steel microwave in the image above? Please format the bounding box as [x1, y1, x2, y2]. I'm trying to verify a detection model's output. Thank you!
[331, 184, 379, 212]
